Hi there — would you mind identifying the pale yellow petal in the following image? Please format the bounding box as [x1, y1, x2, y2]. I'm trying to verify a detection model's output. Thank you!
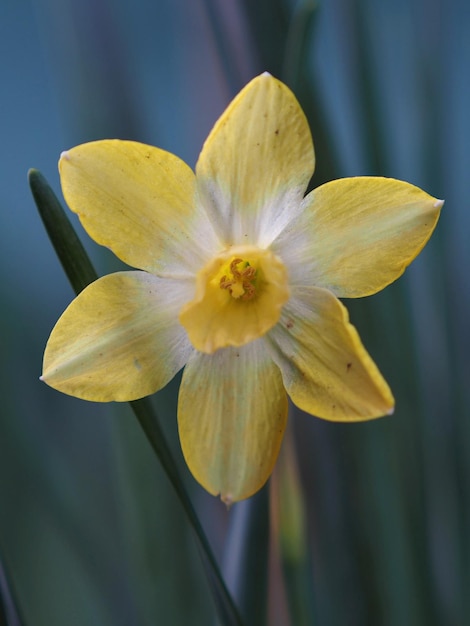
[178, 340, 288, 503]
[266, 286, 394, 420]
[196, 73, 315, 247]
[42, 272, 194, 401]
[273, 176, 443, 297]
[59, 140, 219, 276]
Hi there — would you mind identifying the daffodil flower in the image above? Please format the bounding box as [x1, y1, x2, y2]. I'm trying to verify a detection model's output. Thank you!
[42, 73, 442, 503]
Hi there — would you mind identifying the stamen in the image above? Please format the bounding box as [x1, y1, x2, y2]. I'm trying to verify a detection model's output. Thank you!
[219, 258, 257, 300]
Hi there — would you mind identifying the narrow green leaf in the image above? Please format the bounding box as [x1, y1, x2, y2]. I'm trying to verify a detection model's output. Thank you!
[281, 0, 318, 89]
[276, 428, 315, 626]
[280, 2, 340, 187]
[28, 169, 243, 626]
[201, 0, 243, 95]
[222, 485, 270, 626]
[0, 553, 25, 626]
[29, 169, 98, 292]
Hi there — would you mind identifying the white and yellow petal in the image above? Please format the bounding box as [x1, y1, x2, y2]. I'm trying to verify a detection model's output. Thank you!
[42, 272, 194, 401]
[196, 73, 315, 247]
[272, 176, 443, 297]
[178, 340, 288, 503]
[59, 140, 220, 276]
[265, 286, 394, 420]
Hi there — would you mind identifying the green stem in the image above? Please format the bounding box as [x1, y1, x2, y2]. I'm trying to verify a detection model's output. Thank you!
[29, 168, 243, 626]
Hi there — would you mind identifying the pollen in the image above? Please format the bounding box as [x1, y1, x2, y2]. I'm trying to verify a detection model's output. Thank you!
[219, 258, 257, 300]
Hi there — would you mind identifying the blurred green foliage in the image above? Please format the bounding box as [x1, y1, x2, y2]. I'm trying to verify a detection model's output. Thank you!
[1, 0, 468, 624]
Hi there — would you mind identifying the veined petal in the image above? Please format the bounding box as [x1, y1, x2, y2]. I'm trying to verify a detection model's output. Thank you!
[196, 73, 315, 247]
[59, 140, 220, 277]
[42, 272, 194, 401]
[266, 286, 394, 420]
[273, 177, 443, 297]
[178, 340, 288, 504]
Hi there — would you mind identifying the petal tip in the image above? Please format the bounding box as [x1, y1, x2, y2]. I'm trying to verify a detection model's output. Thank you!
[221, 492, 234, 508]
[60, 150, 70, 162]
[434, 199, 445, 209]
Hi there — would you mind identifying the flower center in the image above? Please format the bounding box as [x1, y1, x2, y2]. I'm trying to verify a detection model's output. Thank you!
[179, 245, 290, 354]
[219, 258, 257, 300]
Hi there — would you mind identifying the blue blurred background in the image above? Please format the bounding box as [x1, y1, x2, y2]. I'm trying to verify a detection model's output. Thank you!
[1, 0, 469, 624]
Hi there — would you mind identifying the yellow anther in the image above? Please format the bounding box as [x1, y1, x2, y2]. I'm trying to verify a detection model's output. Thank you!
[220, 258, 257, 300]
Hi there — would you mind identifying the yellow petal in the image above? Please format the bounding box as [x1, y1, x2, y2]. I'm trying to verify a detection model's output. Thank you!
[178, 340, 288, 504]
[266, 286, 394, 420]
[59, 140, 219, 276]
[273, 177, 443, 297]
[42, 272, 193, 401]
[196, 73, 315, 247]
[179, 245, 289, 353]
